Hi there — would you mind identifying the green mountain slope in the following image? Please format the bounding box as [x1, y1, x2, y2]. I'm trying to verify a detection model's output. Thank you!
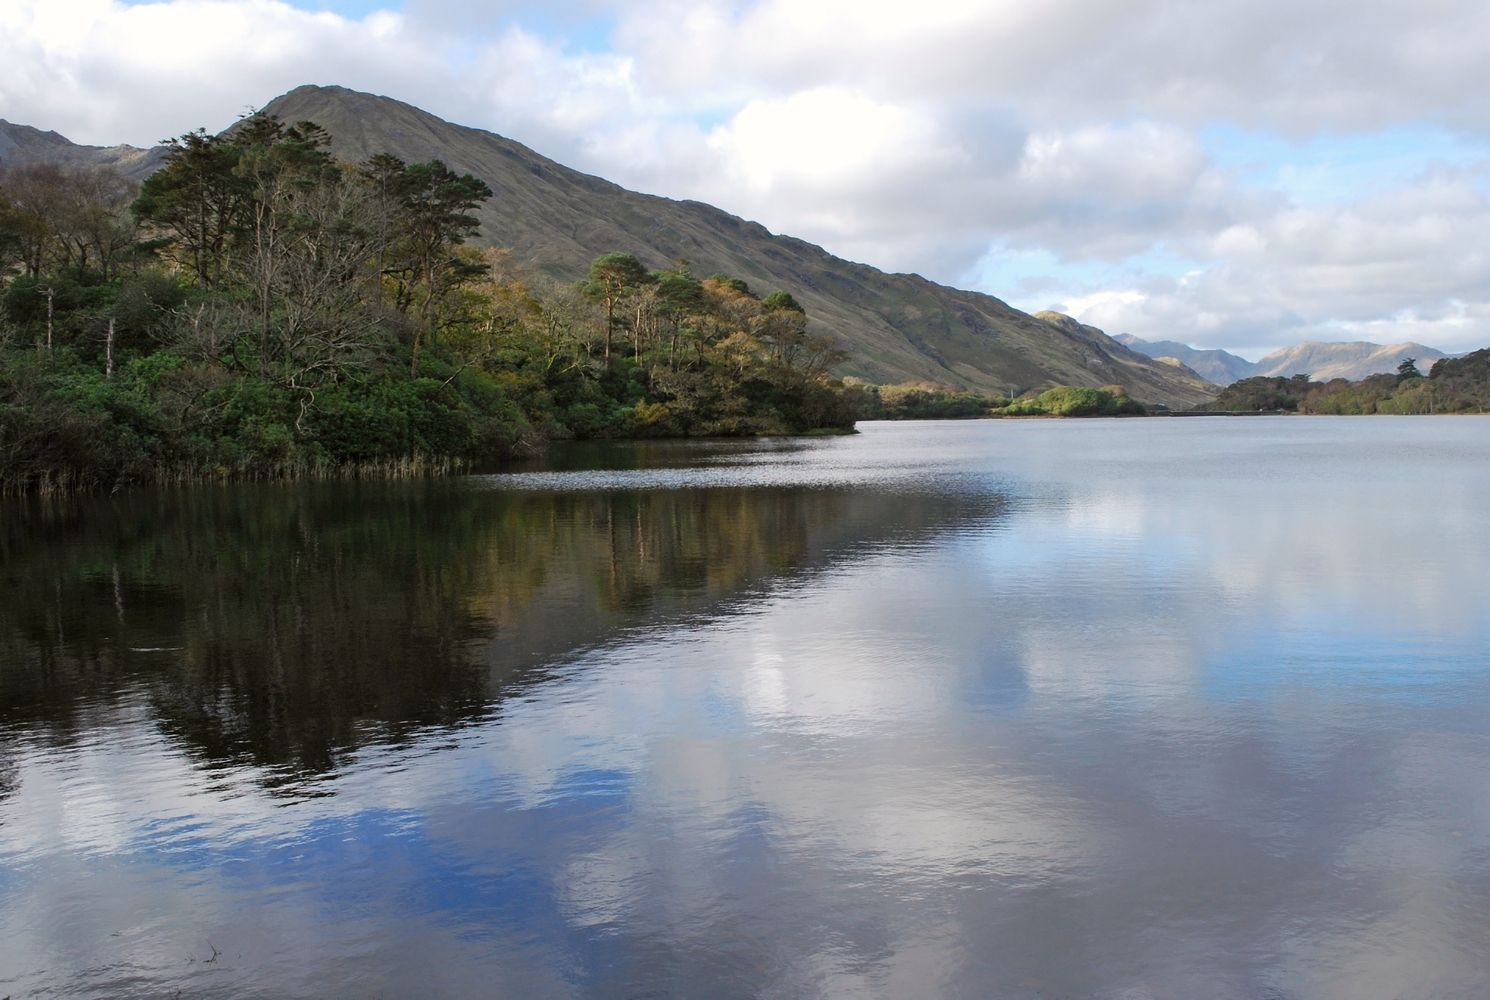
[256, 86, 1216, 407]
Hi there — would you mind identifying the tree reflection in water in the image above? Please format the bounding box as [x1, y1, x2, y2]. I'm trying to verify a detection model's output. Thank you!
[0, 476, 1001, 786]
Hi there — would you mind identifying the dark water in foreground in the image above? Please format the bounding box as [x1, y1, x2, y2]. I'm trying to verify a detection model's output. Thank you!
[2, 418, 1489, 999]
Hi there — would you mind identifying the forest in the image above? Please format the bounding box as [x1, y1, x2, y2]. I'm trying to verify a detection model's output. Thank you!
[0, 114, 856, 492]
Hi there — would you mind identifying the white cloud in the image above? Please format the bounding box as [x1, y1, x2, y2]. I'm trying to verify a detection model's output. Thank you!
[5, 0, 1490, 352]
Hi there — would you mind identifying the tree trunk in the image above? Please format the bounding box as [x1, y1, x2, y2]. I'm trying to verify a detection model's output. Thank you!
[604, 298, 613, 365]
[197, 172, 208, 288]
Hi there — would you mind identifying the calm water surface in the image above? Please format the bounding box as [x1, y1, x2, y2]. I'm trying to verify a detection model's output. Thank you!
[2, 418, 1489, 999]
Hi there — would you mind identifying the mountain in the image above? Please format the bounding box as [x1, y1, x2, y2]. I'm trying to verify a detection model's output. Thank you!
[1, 87, 1215, 406]
[0, 120, 166, 180]
[1116, 333, 1454, 384]
[1114, 334, 1254, 385]
[1032, 312, 1218, 386]
[238, 86, 1214, 407]
[1251, 341, 1450, 381]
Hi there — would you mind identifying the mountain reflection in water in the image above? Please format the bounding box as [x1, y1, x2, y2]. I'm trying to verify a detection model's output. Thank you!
[2, 420, 1490, 1000]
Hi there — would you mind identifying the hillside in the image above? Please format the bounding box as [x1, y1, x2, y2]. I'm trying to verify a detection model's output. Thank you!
[241, 86, 1214, 408]
[1251, 341, 1449, 382]
[0, 120, 165, 180]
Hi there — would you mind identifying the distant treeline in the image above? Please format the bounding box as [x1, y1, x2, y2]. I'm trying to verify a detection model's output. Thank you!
[1208, 354, 1490, 414]
[0, 114, 855, 492]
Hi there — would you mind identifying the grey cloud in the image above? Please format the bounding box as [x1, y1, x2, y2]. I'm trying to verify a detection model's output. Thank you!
[6, 0, 1490, 353]
[611, 0, 1490, 135]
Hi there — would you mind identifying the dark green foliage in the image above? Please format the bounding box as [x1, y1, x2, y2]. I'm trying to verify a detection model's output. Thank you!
[589, 252, 649, 288]
[131, 128, 246, 287]
[578, 252, 651, 364]
[1028, 385, 1142, 416]
[762, 290, 803, 313]
[382, 158, 494, 374]
[1210, 375, 1315, 411]
[651, 270, 705, 328]
[110, 271, 187, 355]
[853, 384, 995, 419]
[1208, 359, 1490, 414]
[851, 382, 1146, 419]
[0, 198, 23, 274]
[1426, 349, 1490, 409]
[0, 114, 858, 492]
[0, 341, 539, 493]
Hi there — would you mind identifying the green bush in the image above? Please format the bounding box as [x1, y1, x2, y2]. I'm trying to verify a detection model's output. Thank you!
[1025, 386, 1145, 416]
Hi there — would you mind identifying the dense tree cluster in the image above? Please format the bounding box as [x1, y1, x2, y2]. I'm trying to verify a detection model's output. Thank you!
[0, 114, 855, 492]
[848, 382, 1147, 419]
[1209, 356, 1490, 414]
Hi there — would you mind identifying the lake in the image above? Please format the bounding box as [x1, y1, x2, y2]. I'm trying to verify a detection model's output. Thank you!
[2, 417, 1489, 999]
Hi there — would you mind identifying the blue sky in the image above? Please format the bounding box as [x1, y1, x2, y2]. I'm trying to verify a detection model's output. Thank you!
[8, 0, 1490, 355]
[1204, 125, 1490, 207]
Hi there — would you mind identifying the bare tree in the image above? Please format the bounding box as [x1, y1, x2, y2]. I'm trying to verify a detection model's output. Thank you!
[0, 163, 68, 277]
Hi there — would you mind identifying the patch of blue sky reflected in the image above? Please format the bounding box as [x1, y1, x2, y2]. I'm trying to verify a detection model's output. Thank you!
[1202, 616, 1490, 711]
[1202, 123, 1490, 205]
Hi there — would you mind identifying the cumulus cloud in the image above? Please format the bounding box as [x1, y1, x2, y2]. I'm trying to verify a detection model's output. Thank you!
[4, 0, 1490, 352]
[1067, 166, 1490, 353]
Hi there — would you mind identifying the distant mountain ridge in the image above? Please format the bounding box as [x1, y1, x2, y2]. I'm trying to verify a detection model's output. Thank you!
[1251, 341, 1450, 382]
[1117, 334, 1452, 384]
[0, 120, 166, 180]
[1112, 335, 1252, 384]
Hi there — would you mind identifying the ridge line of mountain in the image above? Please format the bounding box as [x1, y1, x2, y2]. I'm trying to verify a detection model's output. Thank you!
[1115, 333, 1458, 385]
[3, 87, 1218, 406]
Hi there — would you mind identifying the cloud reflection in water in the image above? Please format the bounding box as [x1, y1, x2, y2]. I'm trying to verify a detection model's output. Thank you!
[2, 418, 1489, 999]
